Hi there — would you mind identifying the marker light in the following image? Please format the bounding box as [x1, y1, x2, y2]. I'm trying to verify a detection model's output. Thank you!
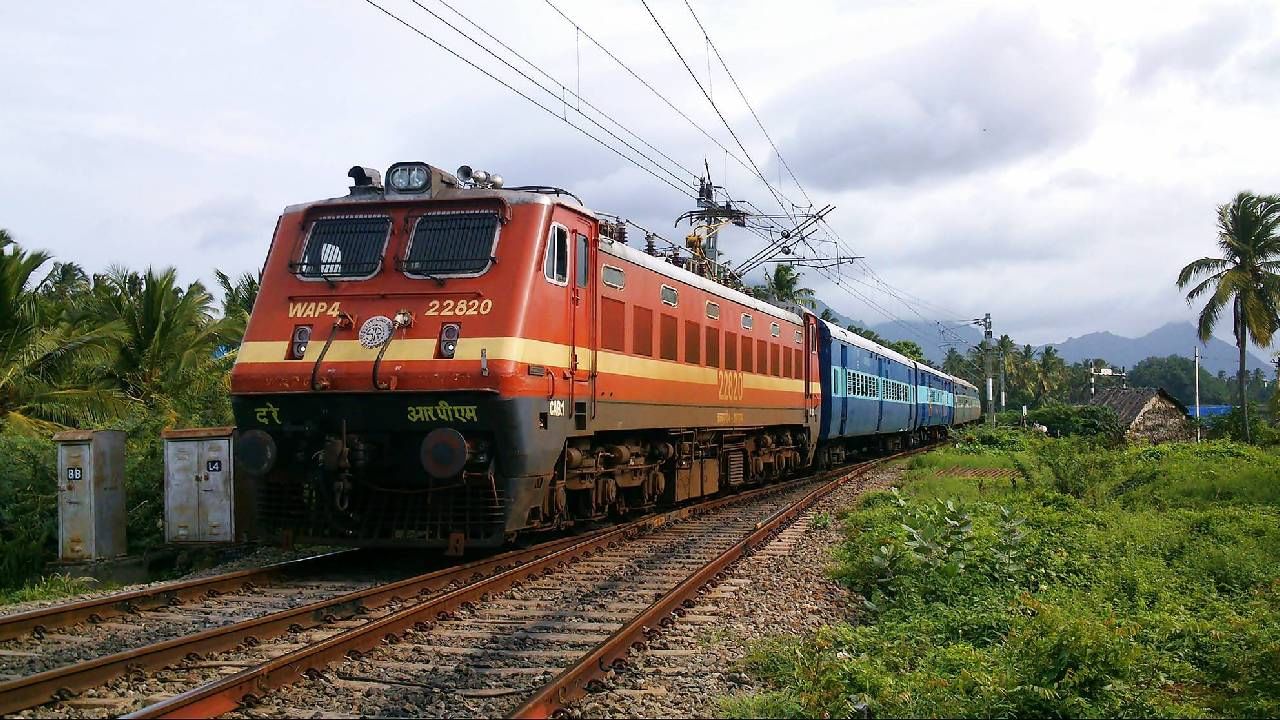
[387, 162, 430, 192]
[439, 323, 460, 358]
[288, 325, 312, 359]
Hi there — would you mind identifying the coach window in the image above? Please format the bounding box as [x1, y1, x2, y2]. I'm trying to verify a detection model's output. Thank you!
[685, 321, 701, 365]
[794, 329, 803, 344]
[741, 313, 753, 331]
[705, 327, 720, 367]
[633, 306, 654, 357]
[602, 264, 625, 289]
[575, 232, 589, 288]
[660, 313, 678, 361]
[661, 285, 678, 307]
[770, 322, 780, 337]
[706, 301, 720, 320]
[543, 224, 569, 285]
[601, 297, 626, 351]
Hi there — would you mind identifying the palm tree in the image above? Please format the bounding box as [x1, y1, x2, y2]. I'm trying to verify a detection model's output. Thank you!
[91, 267, 228, 399]
[753, 265, 816, 308]
[1034, 346, 1068, 404]
[0, 231, 125, 433]
[214, 269, 260, 347]
[1177, 192, 1280, 441]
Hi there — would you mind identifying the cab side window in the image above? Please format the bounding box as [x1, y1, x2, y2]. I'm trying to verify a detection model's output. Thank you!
[544, 225, 569, 285]
[575, 232, 589, 288]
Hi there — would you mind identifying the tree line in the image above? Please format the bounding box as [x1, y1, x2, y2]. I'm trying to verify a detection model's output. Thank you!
[0, 228, 254, 435]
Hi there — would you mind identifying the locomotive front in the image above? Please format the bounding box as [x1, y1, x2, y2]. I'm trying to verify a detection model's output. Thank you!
[231, 163, 575, 551]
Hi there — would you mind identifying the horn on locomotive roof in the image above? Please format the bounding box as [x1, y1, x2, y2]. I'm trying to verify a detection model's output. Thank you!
[456, 165, 504, 189]
[348, 166, 382, 190]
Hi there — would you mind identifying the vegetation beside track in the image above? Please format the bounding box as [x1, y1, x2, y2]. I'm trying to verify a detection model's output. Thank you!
[725, 427, 1280, 719]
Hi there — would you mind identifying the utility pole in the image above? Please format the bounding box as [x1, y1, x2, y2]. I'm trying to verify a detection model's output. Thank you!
[999, 353, 1007, 412]
[979, 313, 994, 426]
[1194, 347, 1202, 443]
[1088, 360, 1126, 397]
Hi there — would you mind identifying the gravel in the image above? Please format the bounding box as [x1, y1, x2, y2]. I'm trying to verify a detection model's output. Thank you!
[569, 464, 904, 719]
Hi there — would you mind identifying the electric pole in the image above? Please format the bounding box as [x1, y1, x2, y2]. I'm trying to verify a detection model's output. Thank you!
[979, 313, 994, 426]
[1194, 346, 1201, 443]
[999, 354, 1007, 412]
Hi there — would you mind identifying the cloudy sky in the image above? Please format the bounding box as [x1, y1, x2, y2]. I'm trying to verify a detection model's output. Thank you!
[3, 0, 1279, 357]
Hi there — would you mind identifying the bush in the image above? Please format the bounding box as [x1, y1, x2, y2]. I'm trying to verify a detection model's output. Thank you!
[0, 433, 59, 588]
[732, 437, 1280, 719]
[1027, 403, 1123, 440]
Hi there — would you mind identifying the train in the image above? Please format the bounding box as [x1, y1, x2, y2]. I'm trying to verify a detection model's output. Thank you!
[229, 162, 981, 552]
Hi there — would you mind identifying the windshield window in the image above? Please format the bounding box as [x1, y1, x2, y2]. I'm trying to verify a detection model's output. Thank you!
[294, 215, 391, 279]
[402, 211, 500, 277]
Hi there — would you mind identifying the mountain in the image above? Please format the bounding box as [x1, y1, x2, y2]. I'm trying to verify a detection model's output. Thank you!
[1045, 322, 1270, 377]
[806, 302, 1267, 376]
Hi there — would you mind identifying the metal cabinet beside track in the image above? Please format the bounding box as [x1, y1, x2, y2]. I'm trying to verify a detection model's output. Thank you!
[53, 430, 127, 562]
[163, 428, 236, 543]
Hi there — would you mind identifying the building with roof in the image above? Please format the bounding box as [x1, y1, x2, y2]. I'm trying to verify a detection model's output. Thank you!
[1087, 387, 1194, 443]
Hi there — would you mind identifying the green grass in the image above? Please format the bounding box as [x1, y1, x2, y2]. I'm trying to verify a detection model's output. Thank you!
[0, 573, 104, 606]
[725, 435, 1280, 719]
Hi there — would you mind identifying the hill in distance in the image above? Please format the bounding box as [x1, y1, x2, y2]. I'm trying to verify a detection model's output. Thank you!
[1045, 322, 1271, 377]
[811, 299, 1269, 376]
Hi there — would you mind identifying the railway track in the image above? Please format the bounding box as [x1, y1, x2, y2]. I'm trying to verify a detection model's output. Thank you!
[0, 448, 922, 719]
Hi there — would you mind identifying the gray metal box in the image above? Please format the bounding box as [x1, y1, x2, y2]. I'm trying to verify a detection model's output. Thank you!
[53, 430, 127, 562]
[163, 427, 236, 543]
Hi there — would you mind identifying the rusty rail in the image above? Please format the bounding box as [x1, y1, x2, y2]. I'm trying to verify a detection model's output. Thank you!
[0, 549, 359, 642]
[0, 529, 608, 716]
[122, 471, 841, 720]
[509, 448, 922, 719]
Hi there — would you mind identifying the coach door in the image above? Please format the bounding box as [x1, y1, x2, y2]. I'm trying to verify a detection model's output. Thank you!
[567, 218, 596, 429]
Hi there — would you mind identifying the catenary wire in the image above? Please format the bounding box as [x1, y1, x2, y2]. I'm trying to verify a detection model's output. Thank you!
[359, 0, 696, 199]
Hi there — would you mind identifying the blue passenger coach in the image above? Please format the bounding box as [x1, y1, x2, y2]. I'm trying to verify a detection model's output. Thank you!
[816, 319, 979, 464]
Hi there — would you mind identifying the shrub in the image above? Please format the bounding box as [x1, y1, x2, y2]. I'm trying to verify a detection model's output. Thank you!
[0, 433, 59, 588]
[1027, 403, 1124, 440]
[733, 437, 1280, 719]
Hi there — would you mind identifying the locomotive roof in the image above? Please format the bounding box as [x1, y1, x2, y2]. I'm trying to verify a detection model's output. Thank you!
[599, 239, 806, 326]
[283, 185, 593, 215]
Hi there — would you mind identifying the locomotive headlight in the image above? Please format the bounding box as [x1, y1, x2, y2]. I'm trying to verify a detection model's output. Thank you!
[439, 323, 460, 358]
[387, 163, 430, 192]
[288, 325, 313, 360]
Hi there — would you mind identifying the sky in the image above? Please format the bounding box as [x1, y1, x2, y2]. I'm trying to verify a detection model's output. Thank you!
[3, 0, 1279, 358]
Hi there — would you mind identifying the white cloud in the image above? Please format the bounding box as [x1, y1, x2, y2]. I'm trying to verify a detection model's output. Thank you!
[1, 0, 1279, 357]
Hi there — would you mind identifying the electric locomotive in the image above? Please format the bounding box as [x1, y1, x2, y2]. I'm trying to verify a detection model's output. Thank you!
[231, 162, 820, 551]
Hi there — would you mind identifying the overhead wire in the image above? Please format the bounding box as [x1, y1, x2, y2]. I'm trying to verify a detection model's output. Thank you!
[404, 0, 698, 194]
[636, 0, 796, 225]
[360, 0, 697, 199]
[428, 0, 702, 186]
[680, 0, 814, 209]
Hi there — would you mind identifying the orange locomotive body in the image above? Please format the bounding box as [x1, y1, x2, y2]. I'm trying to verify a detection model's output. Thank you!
[231, 163, 819, 549]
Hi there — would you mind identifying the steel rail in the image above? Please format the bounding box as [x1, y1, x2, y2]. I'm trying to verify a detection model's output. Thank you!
[510, 448, 923, 719]
[0, 549, 360, 643]
[0, 532, 597, 716]
[122, 471, 842, 720]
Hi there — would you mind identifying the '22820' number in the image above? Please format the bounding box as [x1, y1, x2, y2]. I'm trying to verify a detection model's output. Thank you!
[424, 299, 493, 316]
